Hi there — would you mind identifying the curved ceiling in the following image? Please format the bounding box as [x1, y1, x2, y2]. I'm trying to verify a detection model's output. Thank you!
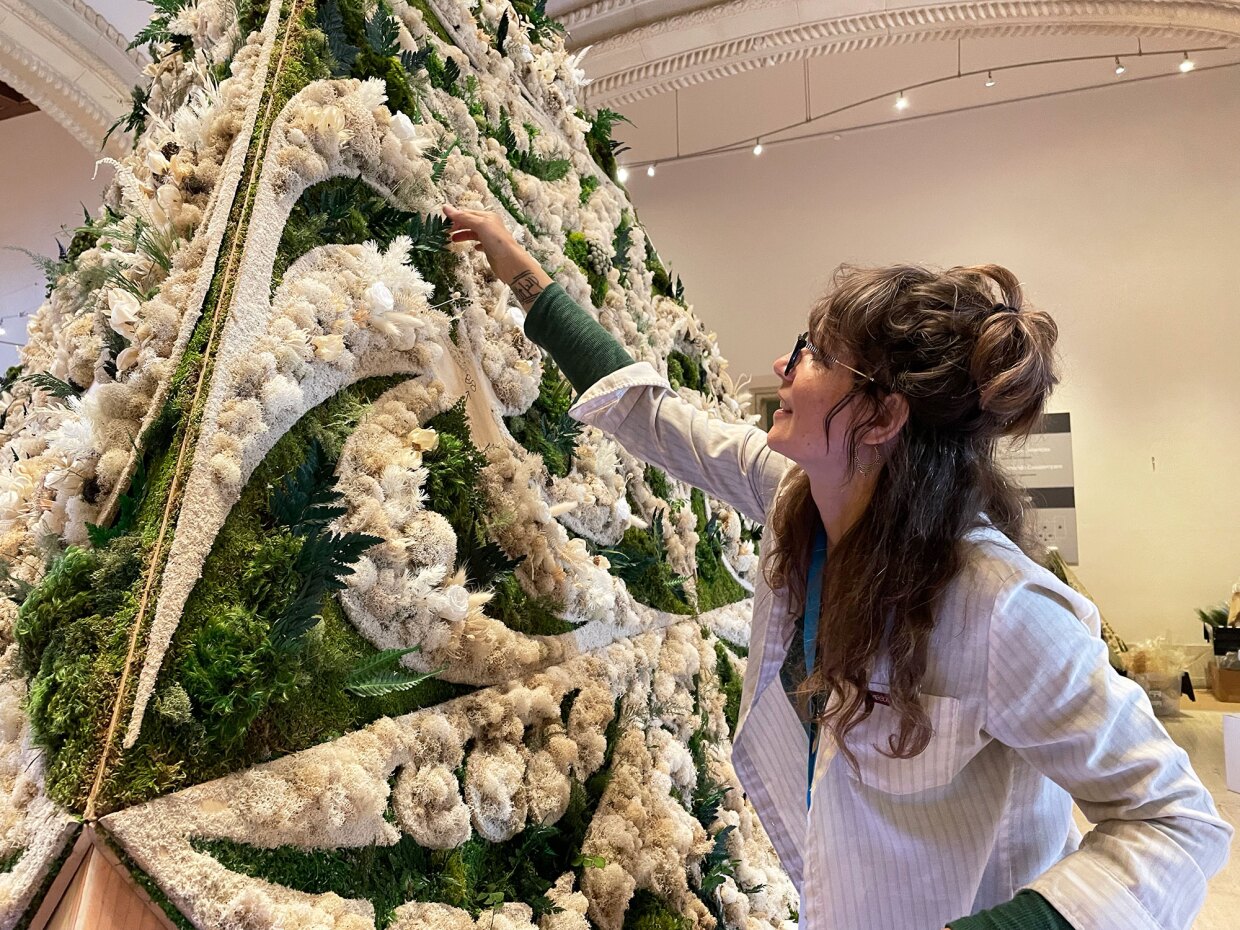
[0, 0, 145, 155]
[547, 0, 1240, 105]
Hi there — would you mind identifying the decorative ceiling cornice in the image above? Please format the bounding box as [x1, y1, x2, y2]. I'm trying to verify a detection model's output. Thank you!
[0, 0, 146, 155]
[576, 0, 1240, 105]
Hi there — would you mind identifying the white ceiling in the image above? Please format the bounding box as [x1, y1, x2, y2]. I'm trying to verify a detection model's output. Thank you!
[85, 0, 150, 41]
[607, 34, 1240, 169]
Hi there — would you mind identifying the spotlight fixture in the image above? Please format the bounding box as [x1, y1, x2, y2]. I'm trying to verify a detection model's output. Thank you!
[984, 71, 996, 87]
[646, 164, 656, 177]
[832, 133, 843, 141]
[1179, 52, 1195, 72]
[617, 165, 630, 183]
[894, 91, 909, 111]
[1114, 57, 1126, 75]
[752, 139, 763, 155]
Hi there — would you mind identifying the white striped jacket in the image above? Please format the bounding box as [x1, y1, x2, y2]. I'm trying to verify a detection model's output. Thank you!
[570, 362, 1232, 930]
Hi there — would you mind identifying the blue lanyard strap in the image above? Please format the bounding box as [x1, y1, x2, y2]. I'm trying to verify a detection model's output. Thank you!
[804, 526, 828, 809]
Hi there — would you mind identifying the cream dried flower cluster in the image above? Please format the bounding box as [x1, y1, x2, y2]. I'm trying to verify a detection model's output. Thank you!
[101, 627, 795, 930]
[0, 1, 792, 928]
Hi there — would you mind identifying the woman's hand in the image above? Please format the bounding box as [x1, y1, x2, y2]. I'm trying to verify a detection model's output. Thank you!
[443, 205, 551, 310]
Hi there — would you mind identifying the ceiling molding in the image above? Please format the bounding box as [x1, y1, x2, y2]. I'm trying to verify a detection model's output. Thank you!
[569, 0, 1240, 105]
[0, 0, 146, 155]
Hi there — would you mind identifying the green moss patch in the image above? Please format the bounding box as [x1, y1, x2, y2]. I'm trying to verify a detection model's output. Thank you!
[98, 377, 473, 813]
[0, 847, 23, 874]
[595, 519, 692, 616]
[486, 575, 575, 637]
[14, 543, 144, 810]
[643, 466, 670, 502]
[714, 641, 742, 739]
[666, 351, 706, 394]
[689, 490, 746, 614]
[563, 231, 608, 307]
[503, 361, 579, 479]
[623, 891, 692, 930]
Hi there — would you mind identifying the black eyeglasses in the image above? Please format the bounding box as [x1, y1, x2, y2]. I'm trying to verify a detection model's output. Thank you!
[785, 332, 877, 383]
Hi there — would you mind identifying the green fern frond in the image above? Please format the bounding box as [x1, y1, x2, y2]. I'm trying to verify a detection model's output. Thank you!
[317, 0, 360, 74]
[22, 372, 82, 401]
[0, 561, 33, 606]
[346, 645, 422, 680]
[495, 10, 510, 54]
[364, 1, 401, 57]
[399, 45, 433, 75]
[270, 439, 346, 535]
[430, 137, 459, 181]
[405, 213, 451, 252]
[344, 667, 441, 698]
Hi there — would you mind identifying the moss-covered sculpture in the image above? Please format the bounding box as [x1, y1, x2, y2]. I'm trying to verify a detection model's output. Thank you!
[0, 2, 792, 929]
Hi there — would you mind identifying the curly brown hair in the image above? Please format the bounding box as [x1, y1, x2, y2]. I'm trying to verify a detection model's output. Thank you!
[764, 263, 1059, 768]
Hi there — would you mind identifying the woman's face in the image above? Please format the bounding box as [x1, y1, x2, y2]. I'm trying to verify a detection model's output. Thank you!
[767, 334, 865, 478]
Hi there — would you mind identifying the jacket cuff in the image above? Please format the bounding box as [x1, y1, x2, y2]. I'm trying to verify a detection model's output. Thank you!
[948, 891, 1076, 930]
[524, 282, 635, 393]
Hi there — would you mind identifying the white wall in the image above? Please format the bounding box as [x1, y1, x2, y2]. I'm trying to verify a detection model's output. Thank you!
[627, 68, 1240, 646]
[0, 111, 108, 370]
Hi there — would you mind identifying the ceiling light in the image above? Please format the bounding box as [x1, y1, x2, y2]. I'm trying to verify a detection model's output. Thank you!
[646, 164, 656, 177]
[894, 91, 909, 111]
[984, 71, 996, 87]
[617, 165, 629, 183]
[832, 133, 843, 141]
[752, 140, 763, 155]
[1179, 52, 1195, 72]
[1114, 57, 1126, 75]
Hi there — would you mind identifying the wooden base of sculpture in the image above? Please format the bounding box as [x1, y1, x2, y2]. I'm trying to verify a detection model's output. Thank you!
[28, 825, 175, 930]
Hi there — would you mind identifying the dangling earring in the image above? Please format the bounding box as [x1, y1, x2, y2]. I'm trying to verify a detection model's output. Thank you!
[855, 444, 883, 477]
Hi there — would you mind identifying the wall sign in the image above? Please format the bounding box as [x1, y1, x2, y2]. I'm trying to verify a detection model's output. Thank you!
[997, 412, 1079, 563]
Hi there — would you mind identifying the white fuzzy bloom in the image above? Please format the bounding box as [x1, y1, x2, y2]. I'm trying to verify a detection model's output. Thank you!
[428, 584, 470, 622]
[365, 281, 395, 315]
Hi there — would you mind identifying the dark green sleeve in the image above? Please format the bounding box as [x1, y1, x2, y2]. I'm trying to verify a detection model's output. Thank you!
[524, 282, 636, 394]
[948, 891, 1074, 930]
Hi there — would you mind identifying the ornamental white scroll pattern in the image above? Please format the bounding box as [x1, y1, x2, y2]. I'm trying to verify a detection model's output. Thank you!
[573, 0, 1240, 105]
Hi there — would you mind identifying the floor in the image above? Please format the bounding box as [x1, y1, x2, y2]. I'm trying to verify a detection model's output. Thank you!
[1069, 694, 1239, 929]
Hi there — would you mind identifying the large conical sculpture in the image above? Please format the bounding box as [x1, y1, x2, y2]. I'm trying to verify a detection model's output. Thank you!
[0, 3, 795, 928]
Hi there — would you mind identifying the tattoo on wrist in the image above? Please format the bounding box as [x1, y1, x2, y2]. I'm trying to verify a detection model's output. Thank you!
[509, 270, 545, 308]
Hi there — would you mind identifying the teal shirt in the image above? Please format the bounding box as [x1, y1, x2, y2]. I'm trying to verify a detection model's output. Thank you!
[522, 280, 1076, 930]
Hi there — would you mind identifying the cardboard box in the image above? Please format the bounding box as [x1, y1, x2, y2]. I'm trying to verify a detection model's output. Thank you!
[1210, 660, 1240, 703]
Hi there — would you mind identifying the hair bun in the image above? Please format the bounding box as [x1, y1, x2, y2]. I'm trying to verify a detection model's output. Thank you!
[971, 304, 1058, 435]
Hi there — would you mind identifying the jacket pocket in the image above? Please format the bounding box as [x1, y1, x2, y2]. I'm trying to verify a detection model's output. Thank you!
[846, 693, 965, 795]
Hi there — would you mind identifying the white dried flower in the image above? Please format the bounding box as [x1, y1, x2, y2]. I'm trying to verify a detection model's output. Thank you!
[106, 289, 141, 340]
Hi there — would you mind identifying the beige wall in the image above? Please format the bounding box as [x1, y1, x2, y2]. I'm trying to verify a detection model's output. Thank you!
[627, 67, 1240, 646]
[0, 111, 108, 370]
[1, 70, 1236, 646]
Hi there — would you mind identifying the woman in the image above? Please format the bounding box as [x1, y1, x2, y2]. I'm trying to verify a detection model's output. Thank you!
[442, 205, 1231, 930]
